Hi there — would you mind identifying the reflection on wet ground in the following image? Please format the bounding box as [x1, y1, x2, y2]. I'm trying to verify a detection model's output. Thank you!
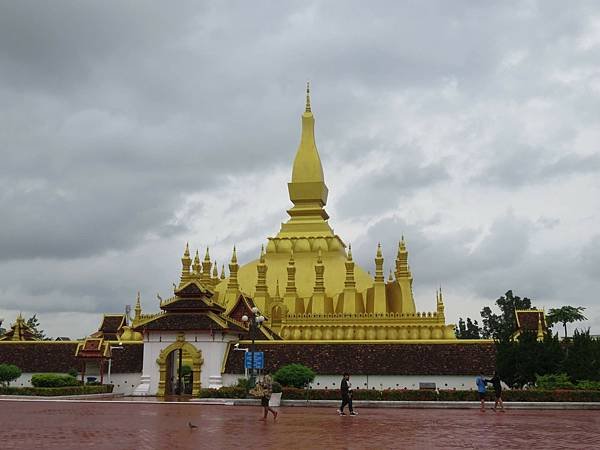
[1, 400, 599, 449]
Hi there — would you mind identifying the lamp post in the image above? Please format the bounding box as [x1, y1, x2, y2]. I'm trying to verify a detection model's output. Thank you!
[241, 306, 265, 388]
[108, 343, 124, 385]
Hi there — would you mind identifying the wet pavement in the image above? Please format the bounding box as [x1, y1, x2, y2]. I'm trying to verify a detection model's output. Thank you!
[1, 400, 599, 449]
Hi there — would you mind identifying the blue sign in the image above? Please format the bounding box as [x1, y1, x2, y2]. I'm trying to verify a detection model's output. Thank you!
[244, 351, 264, 369]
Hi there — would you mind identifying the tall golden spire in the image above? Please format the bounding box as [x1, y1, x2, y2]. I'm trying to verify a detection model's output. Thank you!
[212, 260, 218, 278]
[277, 84, 333, 239]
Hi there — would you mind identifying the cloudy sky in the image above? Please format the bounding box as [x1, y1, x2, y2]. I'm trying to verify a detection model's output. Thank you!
[1, 1, 598, 338]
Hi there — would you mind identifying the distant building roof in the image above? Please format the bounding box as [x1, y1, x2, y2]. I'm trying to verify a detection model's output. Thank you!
[513, 309, 546, 341]
[90, 314, 127, 341]
[0, 314, 38, 341]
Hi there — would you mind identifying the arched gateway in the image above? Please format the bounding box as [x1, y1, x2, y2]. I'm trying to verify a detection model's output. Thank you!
[156, 338, 203, 397]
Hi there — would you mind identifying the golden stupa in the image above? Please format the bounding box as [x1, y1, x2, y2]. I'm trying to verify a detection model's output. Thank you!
[177, 84, 455, 341]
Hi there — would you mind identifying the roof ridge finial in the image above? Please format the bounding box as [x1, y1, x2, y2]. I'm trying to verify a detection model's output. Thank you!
[305, 81, 311, 113]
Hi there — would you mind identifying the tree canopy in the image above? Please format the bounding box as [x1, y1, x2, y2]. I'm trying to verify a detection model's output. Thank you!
[546, 306, 587, 339]
[26, 314, 48, 340]
[455, 317, 482, 339]
[480, 290, 533, 342]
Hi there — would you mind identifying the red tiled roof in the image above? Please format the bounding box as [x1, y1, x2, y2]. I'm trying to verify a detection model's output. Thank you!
[516, 310, 546, 332]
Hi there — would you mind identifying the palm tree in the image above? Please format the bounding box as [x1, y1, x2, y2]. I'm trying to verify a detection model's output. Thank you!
[546, 306, 587, 339]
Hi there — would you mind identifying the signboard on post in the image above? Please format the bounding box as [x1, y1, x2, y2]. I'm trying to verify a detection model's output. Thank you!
[244, 351, 265, 369]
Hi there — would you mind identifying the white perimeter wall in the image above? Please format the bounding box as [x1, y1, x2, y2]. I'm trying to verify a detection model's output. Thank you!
[222, 374, 478, 391]
[10, 373, 142, 395]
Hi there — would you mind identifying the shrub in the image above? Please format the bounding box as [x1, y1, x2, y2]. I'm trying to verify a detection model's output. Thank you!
[273, 364, 316, 388]
[576, 380, 600, 390]
[198, 387, 246, 398]
[0, 364, 21, 387]
[180, 365, 192, 377]
[67, 368, 78, 378]
[196, 387, 600, 402]
[272, 381, 282, 393]
[235, 377, 251, 390]
[0, 385, 113, 396]
[31, 374, 81, 388]
[535, 373, 575, 390]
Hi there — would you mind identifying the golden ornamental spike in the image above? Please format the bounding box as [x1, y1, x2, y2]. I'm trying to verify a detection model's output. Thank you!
[305, 81, 311, 113]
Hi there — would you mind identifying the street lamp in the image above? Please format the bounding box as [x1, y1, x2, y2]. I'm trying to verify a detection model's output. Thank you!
[241, 307, 265, 387]
[107, 343, 124, 385]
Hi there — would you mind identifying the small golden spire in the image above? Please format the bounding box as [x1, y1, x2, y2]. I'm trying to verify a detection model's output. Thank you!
[134, 291, 142, 321]
[231, 245, 237, 264]
[275, 279, 281, 298]
[317, 248, 323, 264]
[220, 264, 226, 280]
[388, 269, 394, 282]
[259, 244, 265, 263]
[204, 246, 211, 262]
[289, 249, 295, 264]
[305, 81, 311, 113]
[193, 249, 201, 274]
[347, 243, 353, 261]
[184, 242, 190, 257]
[376, 242, 382, 258]
[212, 260, 218, 278]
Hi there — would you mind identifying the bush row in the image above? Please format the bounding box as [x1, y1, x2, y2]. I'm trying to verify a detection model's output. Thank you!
[200, 388, 600, 402]
[31, 374, 81, 388]
[0, 385, 114, 396]
[199, 387, 247, 398]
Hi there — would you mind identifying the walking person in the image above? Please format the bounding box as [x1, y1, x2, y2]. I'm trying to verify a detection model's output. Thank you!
[475, 370, 487, 412]
[337, 373, 357, 416]
[259, 371, 278, 421]
[486, 371, 505, 412]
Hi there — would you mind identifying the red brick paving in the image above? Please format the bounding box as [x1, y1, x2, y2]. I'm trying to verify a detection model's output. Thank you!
[1, 400, 599, 449]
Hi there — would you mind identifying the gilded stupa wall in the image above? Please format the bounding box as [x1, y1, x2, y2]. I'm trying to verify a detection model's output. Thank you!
[181, 84, 455, 341]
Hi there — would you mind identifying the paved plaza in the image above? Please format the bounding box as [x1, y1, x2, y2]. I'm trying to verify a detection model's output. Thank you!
[1, 400, 599, 449]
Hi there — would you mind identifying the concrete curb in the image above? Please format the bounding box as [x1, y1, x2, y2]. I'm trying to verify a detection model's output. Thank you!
[191, 398, 600, 410]
[0, 393, 123, 400]
[1, 396, 599, 409]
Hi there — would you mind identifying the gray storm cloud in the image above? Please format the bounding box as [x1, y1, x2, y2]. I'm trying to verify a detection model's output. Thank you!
[0, 1, 599, 338]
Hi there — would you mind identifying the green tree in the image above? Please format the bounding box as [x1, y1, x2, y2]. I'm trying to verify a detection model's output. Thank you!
[480, 290, 533, 342]
[0, 364, 22, 387]
[562, 329, 600, 382]
[455, 317, 482, 339]
[26, 314, 48, 340]
[546, 306, 587, 339]
[273, 364, 316, 388]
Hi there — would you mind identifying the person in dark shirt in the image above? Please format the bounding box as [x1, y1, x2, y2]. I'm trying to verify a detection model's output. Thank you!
[486, 371, 505, 412]
[337, 373, 357, 416]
